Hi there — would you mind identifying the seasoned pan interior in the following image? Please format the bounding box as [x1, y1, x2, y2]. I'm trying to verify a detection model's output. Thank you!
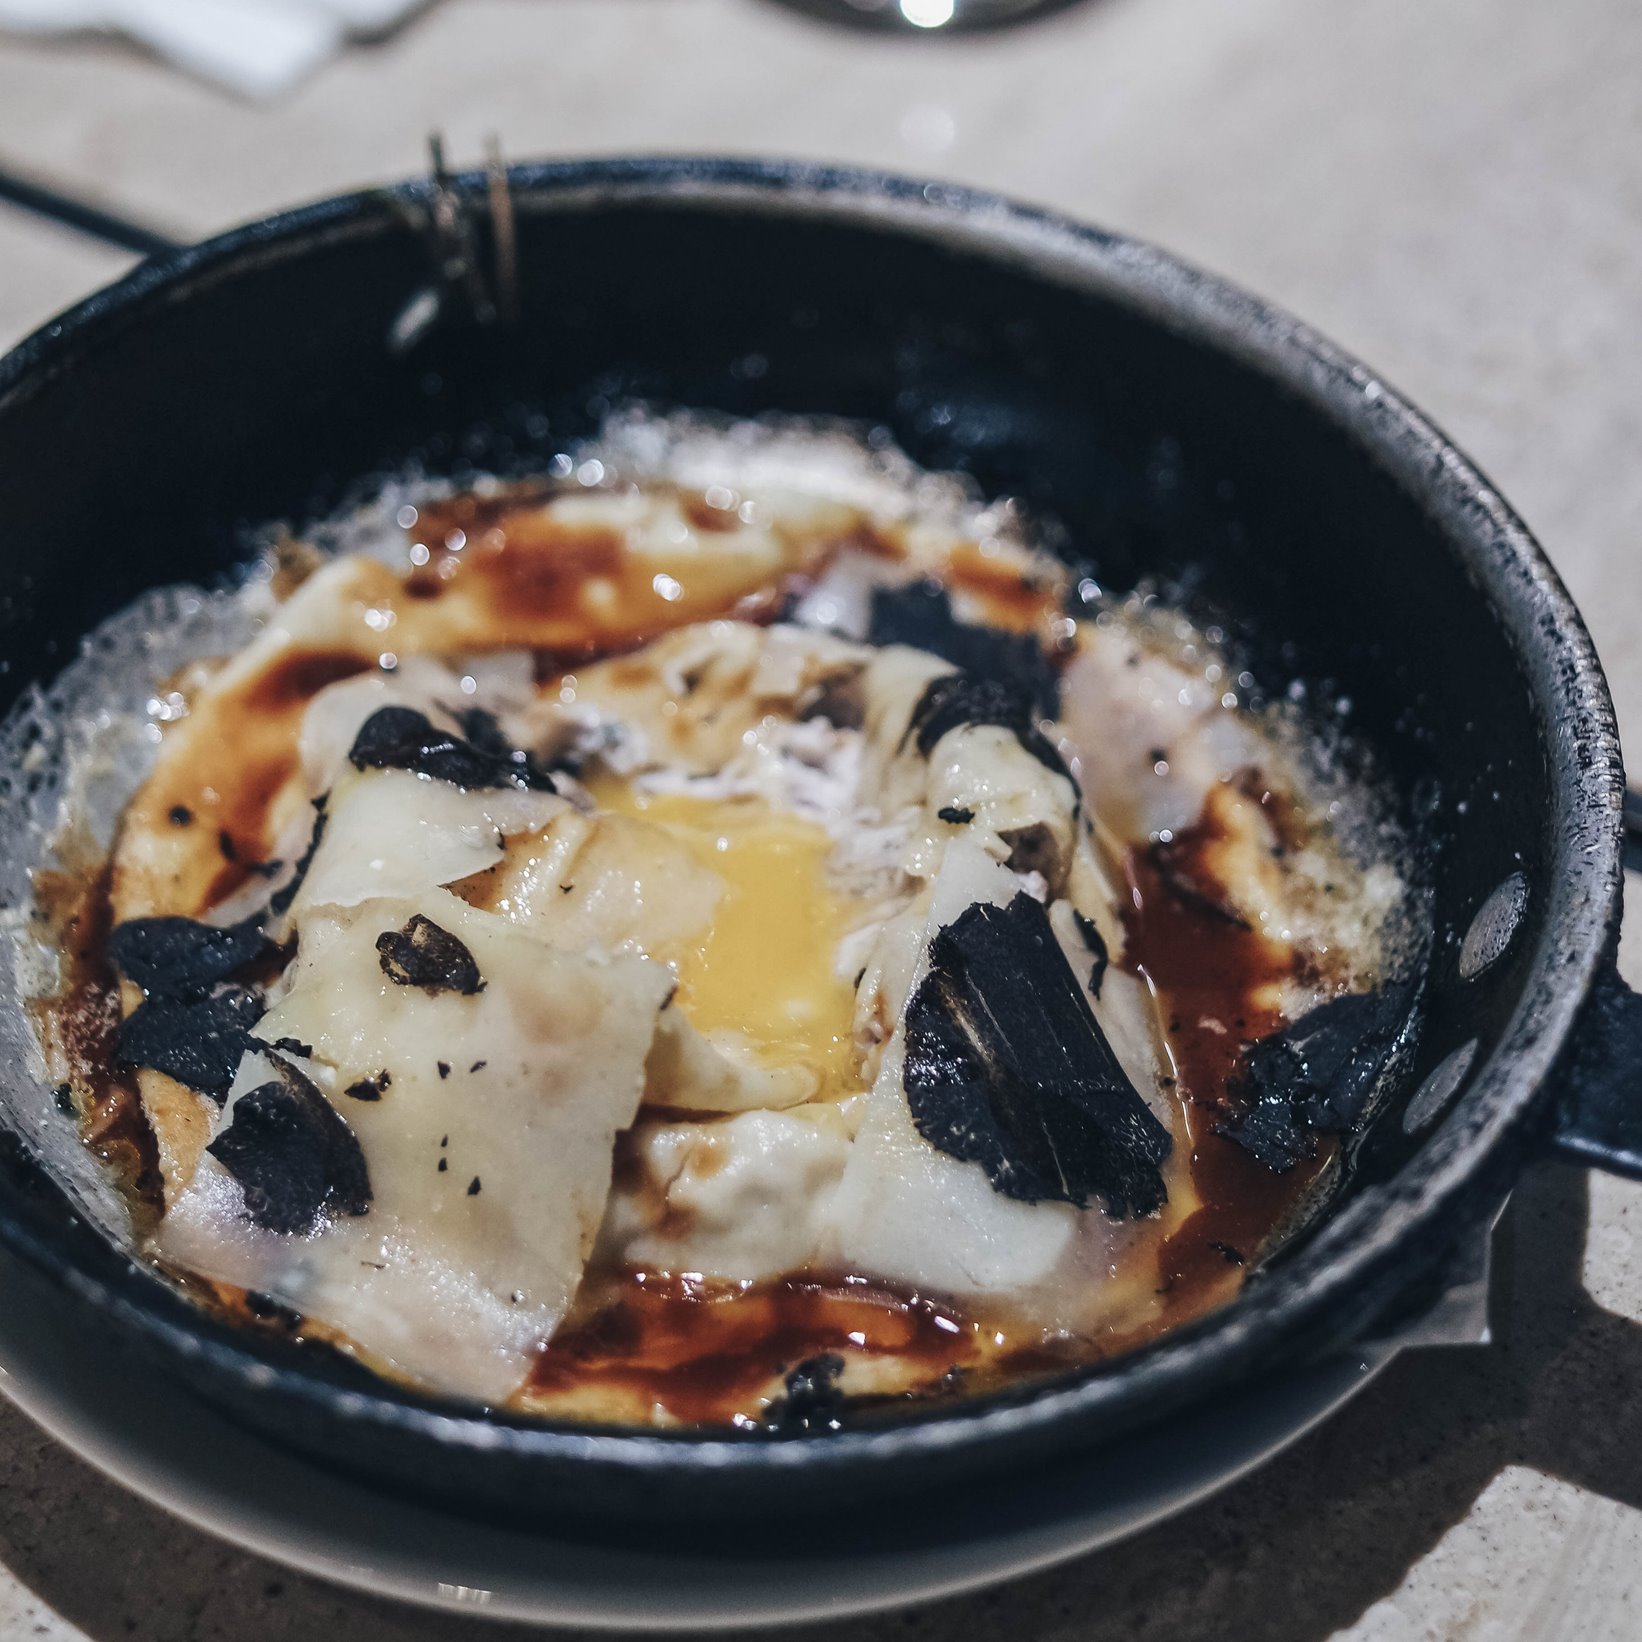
[0, 170, 1567, 1513]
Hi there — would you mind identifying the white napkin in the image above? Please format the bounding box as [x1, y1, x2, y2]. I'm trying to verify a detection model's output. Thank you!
[0, 0, 432, 98]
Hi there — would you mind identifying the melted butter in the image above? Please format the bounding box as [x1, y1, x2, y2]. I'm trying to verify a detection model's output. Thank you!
[586, 778, 863, 1095]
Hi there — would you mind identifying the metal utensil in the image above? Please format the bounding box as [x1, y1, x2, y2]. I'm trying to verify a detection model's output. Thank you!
[768, 0, 1082, 31]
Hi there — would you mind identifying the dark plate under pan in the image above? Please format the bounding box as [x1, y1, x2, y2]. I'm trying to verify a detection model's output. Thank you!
[0, 158, 1636, 1525]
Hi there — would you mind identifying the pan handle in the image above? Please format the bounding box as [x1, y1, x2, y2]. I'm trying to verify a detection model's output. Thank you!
[1548, 969, 1642, 1178]
[0, 163, 183, 258]
[1546, 792, 1642, 1178]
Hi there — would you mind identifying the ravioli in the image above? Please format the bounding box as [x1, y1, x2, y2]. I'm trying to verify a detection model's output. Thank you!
[158, 890, 672, 1400]
[38, 435, 1405, 1424]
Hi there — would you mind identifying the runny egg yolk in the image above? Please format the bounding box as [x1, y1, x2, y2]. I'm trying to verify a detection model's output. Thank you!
[584, 778, 864, 1094]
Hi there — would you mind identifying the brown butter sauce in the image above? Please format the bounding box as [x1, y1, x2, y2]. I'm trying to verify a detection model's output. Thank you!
[1123, 792, 1335, 1322]
[28, 861, 163, 1222]
[411, 490, 802, 649]
[408, 488, 902, 679]
[527, 1272, 991, 1426]
[135, 649, 371, 916]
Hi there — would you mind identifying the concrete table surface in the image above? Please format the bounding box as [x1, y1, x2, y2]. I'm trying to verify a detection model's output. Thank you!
[1, 0, 1641, 1636]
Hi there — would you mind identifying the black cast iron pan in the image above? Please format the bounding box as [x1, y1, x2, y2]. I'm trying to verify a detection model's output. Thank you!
[0, 156, 1638, 1526]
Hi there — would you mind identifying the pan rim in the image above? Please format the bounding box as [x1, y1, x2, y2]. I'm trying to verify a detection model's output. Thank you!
[0, 154, 1622, 1481]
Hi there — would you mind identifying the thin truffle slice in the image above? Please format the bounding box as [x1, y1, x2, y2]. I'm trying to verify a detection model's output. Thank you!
[244, 1290, 303, 1329]
[451, 704, 526, 761]
[1220, 980, 1415, 1171]
[268, 797, 329, 920]
[905, 671, 1071, 785]
[348, 706, 555, 793]
[796, 670, 866, 731]
[377, 914, 485, 995]
[453, 702, 575, 786]
[107, 915, 269, 998]
[1149, 834, 1252, 929]
[1070, 909, 1109, 1000]
[207, 1057, 371, 1235]
[904, 892, 1171, 1216]
[117, 987, 265, 1101]
[767, 1352, 848, 1434]
[343, 1071, 390, 1102]
[868, 581, 1059, 718]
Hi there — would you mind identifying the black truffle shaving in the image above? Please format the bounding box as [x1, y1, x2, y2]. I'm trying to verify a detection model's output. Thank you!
[245, 1290, 302, 1329]
[451, 704, 514, 758]
[867, 581, 1059, 719]
[343, 1070, 390, 1102]
[107, 915, 269, 998]
[905, 671, 1073, 788]
[453, 704, 561, 788]
[767, 1352, 848, 1434]
[117, 986, 265, 1101]
[904, 892, 1171, 1216]
[268, 796, 329, 920]
[1070, 909, 1109, 1000]
[348, 705, 556, 793]
[1149, 837, 1251, 929]
[1219, 979, 1415, 1171]
[376, 914, 485, 995]
[208, 1055, 372, 1235]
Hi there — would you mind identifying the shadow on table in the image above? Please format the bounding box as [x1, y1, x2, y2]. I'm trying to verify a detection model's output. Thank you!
[0, 1161, 1637, 1642]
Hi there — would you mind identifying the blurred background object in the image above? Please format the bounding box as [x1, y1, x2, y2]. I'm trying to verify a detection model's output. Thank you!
[768, 0, 1083, 30]
[0, 0, 429, 97]
[0, 0, 1086, 95]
